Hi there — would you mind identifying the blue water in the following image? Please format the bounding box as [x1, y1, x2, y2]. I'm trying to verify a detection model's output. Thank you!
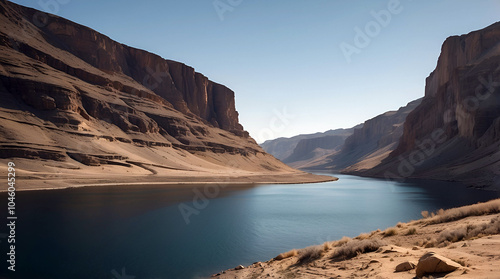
[0, 174, 498, 279]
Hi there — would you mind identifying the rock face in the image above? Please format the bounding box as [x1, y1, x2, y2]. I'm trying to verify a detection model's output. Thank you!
[267, 22, 500, 186]
[0, 0, 303, 184]
[263, 100, 420, 172]
[261, 127, 361, 170]
[332, 99, 421, 172]
[415, 252, 461, 278]
[3, 1, 243, 135]
[361, 22, 500, 185]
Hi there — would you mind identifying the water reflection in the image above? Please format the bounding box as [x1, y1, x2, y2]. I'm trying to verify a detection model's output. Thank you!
[0, 174, 498, 279]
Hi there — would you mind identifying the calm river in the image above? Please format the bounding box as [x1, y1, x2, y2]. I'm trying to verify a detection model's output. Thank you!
[0, 174, 498, 279]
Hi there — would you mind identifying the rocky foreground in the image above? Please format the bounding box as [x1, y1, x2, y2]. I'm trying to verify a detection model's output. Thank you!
[214, 199, 500, 279]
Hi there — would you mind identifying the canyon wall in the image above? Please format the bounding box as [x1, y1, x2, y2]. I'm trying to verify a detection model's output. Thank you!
[264, 22, 500, 187]
[0, 0, 320, 188]
[263, 100, 420, 172]
[358, 22, 500, 185]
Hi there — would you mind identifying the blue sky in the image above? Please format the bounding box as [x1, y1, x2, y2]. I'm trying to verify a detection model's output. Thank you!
[9, 0, 500, 142]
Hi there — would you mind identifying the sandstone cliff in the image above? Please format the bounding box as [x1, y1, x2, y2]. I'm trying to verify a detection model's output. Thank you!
[266, 22, 500, 186]
[335, 99, 422, 172]
[263, 100, 420, 172]
[358, 22, 500, 186]
[0, 1, 331, 189]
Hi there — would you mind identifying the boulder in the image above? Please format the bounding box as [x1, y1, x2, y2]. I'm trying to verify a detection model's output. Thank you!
[235, 265, 245, 270]
[416, 252, 461, 278]
[395, 261, 416, 272]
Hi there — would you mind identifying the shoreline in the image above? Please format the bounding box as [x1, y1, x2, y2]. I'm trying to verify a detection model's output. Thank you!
[3, 172, 338, 192]
[302, 168, 500, 192]
[214, 198, 500, 278]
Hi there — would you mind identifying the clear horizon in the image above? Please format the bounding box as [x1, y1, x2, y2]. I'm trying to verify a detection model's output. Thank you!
[9, 0, 500, 143]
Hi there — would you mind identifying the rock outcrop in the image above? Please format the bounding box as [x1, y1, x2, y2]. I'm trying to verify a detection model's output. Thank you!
[395, 261, 416, 272]
[1, 0, 243, 135]
[0, 0, 327, 188]
[415, 252, 461, 278]
[360, 22, 500, 185]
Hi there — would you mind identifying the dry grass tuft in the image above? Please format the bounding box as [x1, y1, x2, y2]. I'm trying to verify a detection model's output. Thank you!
[274, 249, 298, 261]
[332, 236, 351, 247]
[331, 239, 386, 261]
[421, 210, 430, 218]
[322, 242, 332, 251]
[406, 227, 417, 235]
[383, 227, 398, 237]
[435, 216, 500, 247]
[425, 199, 500, 224]
[438, 227, 467, 244]
[355, 233, 370, 240]
[297, 245, 324, 265]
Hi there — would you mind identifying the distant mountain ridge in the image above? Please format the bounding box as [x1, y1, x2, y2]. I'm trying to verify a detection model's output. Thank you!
[333, 98, 422, 172]
[262, 99, 421, 171]
[261, 127, 359, 161]
[283, 134, 348, 164]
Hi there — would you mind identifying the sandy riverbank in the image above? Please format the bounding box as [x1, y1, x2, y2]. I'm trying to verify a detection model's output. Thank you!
[0, 157, 336, 191]
[214, 199, 500, 279]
